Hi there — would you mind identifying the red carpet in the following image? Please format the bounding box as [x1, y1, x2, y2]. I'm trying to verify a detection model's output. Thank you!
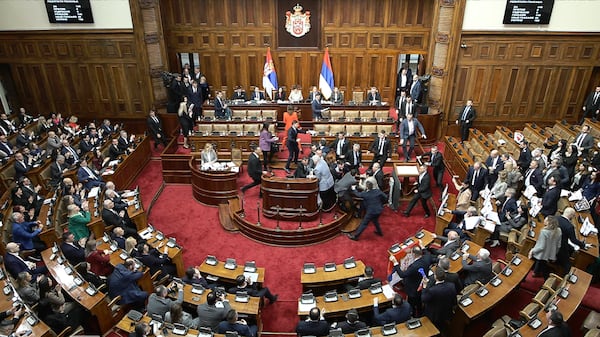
[125, 141, 598, 337]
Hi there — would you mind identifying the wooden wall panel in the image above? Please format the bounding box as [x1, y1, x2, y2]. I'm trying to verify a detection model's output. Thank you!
[161, 0, 434, 102]
[451, 33, 600, 129]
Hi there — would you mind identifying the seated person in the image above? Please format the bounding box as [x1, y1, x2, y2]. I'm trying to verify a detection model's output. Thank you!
[295, 307, 329, 337]
[228, 275, 278, 304]
[201, 143, 218, 165]
[373, 294, 412, 325]
[111, 227, 127, 249]
[84, 239, 113, 277]
[217, 309, 258, 337]
[353, 266, 381, 290]
[441, 206, 483, 240]
[166, 303, 199, 329]
[461, 248, 494, 286]
[44, 302, 86, 336]
[77, 159, 105, 190]
[294, 157, 310, 178]
[146, 284, 184, 319]
[490, 204, 529, 248]
[0, 304, 26, 337]
[4, 242, 48, 279]
[332, 309, 367, 334]
[11, 211, 45, 253]
[75, 262, 106, 289]
[15, 272, 40, 306]
[136, 242, 177, 278]
[60, 231, 86, 266]
[429, 230, 460, 257]
[197, 291, 231, 331]
[108, 259, 148, 309]
[101, 199, 138, 238]
[182, 267, 211, 288]
[108, 138, 125, 161]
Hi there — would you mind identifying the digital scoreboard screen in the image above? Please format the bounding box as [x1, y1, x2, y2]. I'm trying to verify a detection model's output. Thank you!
[503, 0, 554, 24]
[45, 0, 94, 23]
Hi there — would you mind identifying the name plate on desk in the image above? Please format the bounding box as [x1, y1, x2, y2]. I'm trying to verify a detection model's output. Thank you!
[450, 252, 461, 261]
[205, 255, 218, 266]
[224, 258, 237, 270]
[344, 257, 356, 269]
[191, 285, 205, 295]
[381, 323, 397, 336]
[303, 263, 316, 274]
[415, 231, 425, 239]
[567, 273, 578, 284]
[528, 318, 542, 329]
[503, 267, 513, 277]
[324, 291, 338, 302]
[86, 286, 97, 296]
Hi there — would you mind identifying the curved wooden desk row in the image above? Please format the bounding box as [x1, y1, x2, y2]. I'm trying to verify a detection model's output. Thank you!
[297, 286, 393, 319]
[340, 317, 440, 337]
[167, 282, 261, 317]
[198, 257, 265, 286]
[301, 260, 366, 290]
[117, 314, 218, 337]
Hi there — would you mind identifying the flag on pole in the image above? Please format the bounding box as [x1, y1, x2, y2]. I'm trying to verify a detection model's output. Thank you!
[262, 47, 278, 99]
[319, 48, 334, 100]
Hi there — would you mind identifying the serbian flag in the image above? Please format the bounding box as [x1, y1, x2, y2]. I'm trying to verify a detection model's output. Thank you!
[262, 47, 278, 99]
[319, 48, 334, 100]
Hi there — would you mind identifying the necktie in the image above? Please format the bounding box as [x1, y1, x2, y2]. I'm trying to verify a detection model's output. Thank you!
[408, 104, 412, 115]
[462, 107, 469, 121]
[379, 140, 384, 155]
[525, 169, 532, 185]
[595, 93, 599, 104]
[472, 169, 478, 185]
[153, 116, 158, 124]
[576, 134, 584, 147]
[354, 152, 358, 164]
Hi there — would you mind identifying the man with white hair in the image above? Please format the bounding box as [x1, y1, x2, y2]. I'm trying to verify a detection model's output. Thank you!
[461, 248, 493, 286]
[4, 242, 48, 278]
[312, 155, 336, 210]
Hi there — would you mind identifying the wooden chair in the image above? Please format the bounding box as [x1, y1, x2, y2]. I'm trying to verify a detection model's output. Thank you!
[374, 110, 389, 119]
[585, 328, 600, 337]
[204, 110, 215, 118]
[482, 325, 508, 337]
[229, 124, 243, 135]
[212, 124, 228, 134]
[345, 125, 361, 136]
[377, 124, 392, 134]
[329, 124, 345, 136]
[532, 288, 552, 307]
[243, 124, 259, 136]
[107, 295, 127, 324]
[352, 91, 364, 103]
[359, 110, 374, 120]
[246, 110, 261, 119]
[313, 124, 329, 136]
[197, 124, 212, 136]
[542, 273, 563, 293]
[492, 260, 507, 275]
[583, 311, 600, 334]
[345, 111, 359, 120]
[362, 125, 377, 136]
[232, 110, 247, 119]
[519, 302, 541, 321]
[262, 110, 277, 120]
[506, 224, 530, 260]
[55, 326, 84, 337]
[330, 110, 344, 120]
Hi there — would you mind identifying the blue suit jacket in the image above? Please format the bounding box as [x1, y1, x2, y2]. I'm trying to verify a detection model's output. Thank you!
[399, 119, 425, 139]
[373, 301, 412, 325]
[108, 264, 147, 305]
[12, 221, 41, 250]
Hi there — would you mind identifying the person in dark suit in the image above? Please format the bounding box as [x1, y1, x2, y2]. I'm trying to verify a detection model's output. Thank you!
[517, 141, 532, 172]
[217, 309, 258, 337]
[582, 86, 600, 122]
[367, 87, 382, 105]
[137, 242, 176, 278]
[188, 81, 204, 120]
[389, 246, 434, 316]
[410, 75, 423, 104]
[78, 134, 94, 154]
[77, 159, 104, 190]
[0, 134, 14, 157]
[498, 188, 518, 222]
[101, 199, 137, 238]
[368, 130, 391, 169]
[231, 86, 247, 101]
[395, 91, 408, 127]
[485, 149, 504, 188]
[284, 120, 309, 174]
[344, 144, 362, 171]
[373, 294, 411, 326]
[556, 208, 589, 274]
[464, 162, 487, 201]
[431, 257, 463, 294]
[293, 157, 310, 178]
[524, 159, 544, 196]
[249, 87, 265, 101]
[311, 93, 326, 119]
[13, 153, 30, 181]
[573, 124, 594, 157]
[50, 155, 68, 188]
[330, 133, 349, 160]
[108, 138, 125, 161]
[147, 109, 168, 148]
[430, 231, 460, 257]
[399, 112, 426, 162]
[333, 309, 366, 334]
[538, 310, 571, 337]
[240, 144, 264, 196]
[404, 165, 432, 218]
[540, 175, 560, 217]
[347, 180, 387, 241]
[354, 266, 381, 290]
[197, 291, 232, 331]
[331, 87, 344, 104]
[420, 145, 445, 188]
[60, 232, 86, 266]
[108, 259, 148, 308]
[214, 91, 231, 119]
[4, 242, 48, 279]
[421, 268, 457, 332]
[295, 307, 329, 337]
[228, 274, 278, 304]
[400, 95, 418, 119]
[274, 87, 287, 101]
[456, 99, 476, 142]
[461, 248, 494, 286]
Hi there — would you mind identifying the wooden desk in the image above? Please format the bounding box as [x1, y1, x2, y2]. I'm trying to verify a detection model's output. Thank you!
[393, 163, 420, 197]
[297, 288, 392, 319]
[572, 212, 599, 271]
[343, 317, 439, 337]
[117, 314, 207, 337]
[0, 277, 52, 337]
[517, 267, 592, 337]
[435, 193, 457, 236]
[261, 175, 319, 220]
[450, 254, 534, 337]
[41, 248, 114, 334]
[198, 260, 265, 287]
[301, 260, 366, 293]
[447, 241, 483, 274]
[87, 196, 148, 240]
[189, 157, 239, 206]
[140, 227, 185, 277]
[97, 241, 154, 293]
[169, 282, 260, 317]
[102, 136, 151, 189]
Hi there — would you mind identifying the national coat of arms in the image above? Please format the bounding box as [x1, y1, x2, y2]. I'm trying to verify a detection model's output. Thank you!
[285, 4, 311, 38]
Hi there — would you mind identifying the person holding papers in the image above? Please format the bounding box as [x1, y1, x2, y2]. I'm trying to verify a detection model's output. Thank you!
[557, 207, 590, 274]
[442, 205, 483, 240]
[201, 143, 218, 166]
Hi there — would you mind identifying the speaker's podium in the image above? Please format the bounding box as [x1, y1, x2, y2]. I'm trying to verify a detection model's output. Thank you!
[261, 175, 319, 221]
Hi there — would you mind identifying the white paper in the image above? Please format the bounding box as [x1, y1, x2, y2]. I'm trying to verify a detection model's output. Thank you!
[523, 185, 537, 200]
[560, 189, 571, 198]
[88, 187, 100, 198]
[382, 284, 395, 299]
[298, 300, 316, 313]
[568, 190, 583, 202]
[243, 272, 258, 283]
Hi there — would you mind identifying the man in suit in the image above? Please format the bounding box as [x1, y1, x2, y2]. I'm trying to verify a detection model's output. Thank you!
[240, 144, 264, 196]
[582, 86, 600, 122]
[538, 310, 571, 337]
[108, 259, 148, 309]
[498, 188, 518, 222]
[431, 257, 463, 294]
[330, 133, 349, 160]
[188, 81, 204, 120]
[334, 309, 367, 334]
[573, 124, 594, 157]
[368, 130, 391, 169]
[313, 155, 336, 210]
[77, 159, 105, 190]
[117, 130, 134, 153]
[421, 268, 457, 332]
[410, 74, 423, 104]
[331, 87, 344, 104]
[137, 242, 177, 278]
[146, 284, 184, 319]
[367, 87, 382, 105]
[372, 162, 384, 190]
[13, 152, 30, 181]
[372, 294, 412, 325]
[0, 135, 15, 157]
[249, 86, 265, 101]
[456, 99, 476, 142]
[46, 131, 61, 156]
[540, 175, 560, 216]
[397, 67, 411, 94]
[347, 180, 387, 241]
[296, 307, 329, 337]
[4, 242, 47, 279]
[214, 91, 231, 119]
[485, 149, 504, 188]
[355, 266, 381, 290]
[556, 207, 590, 273]
[389, 246, 434, 316]
[284, 120, 309, 174]
[461, 248, 494, 286]
[399, 112, 426, 162]
[50, 155, 68, 188]
[228, 274, 278, 304]
[147, 109, 168, 148]
[517, 140, 532, 172]
[108, 138, 125, 161]
[293, 157, 310, 178]
[78, 134, 94, 154]
[311, 93, 327, 119]
[420, 145, 444, 188]
[60, 232, 86, 266]
[464, 162, 487, 201]
[524, 159, 544, 196]
[231, 86, 246, 100]
[11, 211, 44, 253]
[197, 291, 232, 331]
[401, 96, 418, 119]
[217, 309, 258, 337]
[101, 199, 137, 238]
[404, 165, 432, 218]
[430, 231, 460, 257]
[344, 143, 362, 171]
[543, 158, 570, 189]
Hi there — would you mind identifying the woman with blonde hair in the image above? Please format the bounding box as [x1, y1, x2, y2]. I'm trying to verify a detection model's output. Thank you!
[201, 143, 218, 165]
[125, 236, 138, 257]
[67, 202, 90, 241]
[490, 170, 508, 200]
[528, 215, 562, 279]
